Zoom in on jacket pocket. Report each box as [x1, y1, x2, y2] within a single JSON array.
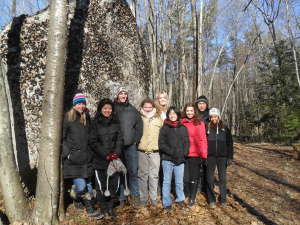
[[69, 148, 82, 165]]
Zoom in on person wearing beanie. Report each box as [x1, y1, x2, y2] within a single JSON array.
[[113, 86, 144, 211], [181, 103, 207, 207], [206, 108, 234, 209], [195, 95, 210, 125], [90, 98, 124, 219], [62, 89, 103, 219]]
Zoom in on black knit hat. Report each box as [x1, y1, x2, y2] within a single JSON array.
[[195, 95, 209, 106]]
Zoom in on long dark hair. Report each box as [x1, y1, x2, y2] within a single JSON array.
[[207, 120, 224, 131], [95, 98, 119, 125], [181, 103, 202, 125], [166, 106, 181, 121]]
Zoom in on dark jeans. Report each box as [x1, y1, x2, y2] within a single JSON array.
[[206, 156, 227, 203], [119, 144, 140, 200], [73, 176, 93, 198], [95, 169, 119, 202]]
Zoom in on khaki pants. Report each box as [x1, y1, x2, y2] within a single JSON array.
[[137, 151, 160, 202]]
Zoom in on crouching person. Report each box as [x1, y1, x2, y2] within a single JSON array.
[[158, 107, 190, 212], [90, 98, 124, 219], [206, 108, 234, 208], [62, 89, 103, 219]]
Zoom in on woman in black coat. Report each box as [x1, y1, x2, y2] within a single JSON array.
[[62, 89, 103, 219], [158, 107, 190, 212], [90, 98, 123, 219], [206, 108, 234, 208]]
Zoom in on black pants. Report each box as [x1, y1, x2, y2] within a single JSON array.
[[184, 157, 201, 182], [95, 169, 119, 202], [206, 156, 227, 203]]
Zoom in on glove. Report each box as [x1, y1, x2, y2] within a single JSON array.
[[203, 158, 208, 166], [105, 153, 119, 161], [198, 158, 204, 166], [226, 158, 233, 166]]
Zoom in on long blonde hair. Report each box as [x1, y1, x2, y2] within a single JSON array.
[[156, 91, 170, 113], [67, 107, 87, 126]]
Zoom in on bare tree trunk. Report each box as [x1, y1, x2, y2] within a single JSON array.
[[284, 0, 300, 93], [179, 10, 186, 108], [191, 0, 197, 101], [12, 0, 16, 17], [208, 1, 251, 101], [33, 0, 68, 223], [0, 67, 28, 224], [197, 0, 203, 97], [130, 0, 137, 17]]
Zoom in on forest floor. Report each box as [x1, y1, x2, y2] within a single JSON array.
[[2, 143, 300, 224]]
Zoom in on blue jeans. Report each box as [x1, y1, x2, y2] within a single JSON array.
[[162, 160, 185, 208], [119, 144, 140, 200], [73, 176, 93, 198]]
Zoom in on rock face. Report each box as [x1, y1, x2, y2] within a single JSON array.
[[0, 0, 151, 193]]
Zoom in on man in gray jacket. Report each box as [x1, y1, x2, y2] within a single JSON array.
[[114, 86, 143, 211]]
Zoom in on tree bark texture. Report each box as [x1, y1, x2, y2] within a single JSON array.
[[0, 66, 28, 224], [191, 0, 197, 101], [33, 0, 68, 223]]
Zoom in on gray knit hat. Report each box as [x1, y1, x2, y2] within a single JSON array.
[[117, 86, 128, 96], [209, 108, 221, 119]]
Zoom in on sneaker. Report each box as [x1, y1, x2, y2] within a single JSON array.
[[141, 201, 147, 206], [131, 196, 143, 211], [220, 202, 227, 207], [209, 202, 216, 208], [164, 205, 173, 213], [150, 199, 158, 205]]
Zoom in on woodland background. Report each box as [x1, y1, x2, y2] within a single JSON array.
[[0, 0, 300, 224], [1, 0, 300, 143]]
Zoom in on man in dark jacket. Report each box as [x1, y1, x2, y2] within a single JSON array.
[[193, 95, 210, 193], [114, 86, 143, 211], [195, 95, 210, 125]]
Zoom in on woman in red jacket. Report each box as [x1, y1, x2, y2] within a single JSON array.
[[181, 103, 207, 206]]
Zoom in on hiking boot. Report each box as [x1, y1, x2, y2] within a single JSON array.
[[177, 201, 189, 212], [164, 205, 173, 213], [131, 196, 143, 211], [82, 193, 104, 219], [73, 198, 83, 211], [151, 199, 158, 205], [115, 200, 125, 211], [209, 202, 216, 208], [107, 201, 117, 219], [98, 201, 109, 217], [220, 202, 227, 207]]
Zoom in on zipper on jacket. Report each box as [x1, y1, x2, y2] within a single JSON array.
[[215, 127, 218, 155]]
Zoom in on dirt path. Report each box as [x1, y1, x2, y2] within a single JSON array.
[[1, 143, 300, 224]]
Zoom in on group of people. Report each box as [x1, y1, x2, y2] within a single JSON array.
[[62, 87, 234, 220]]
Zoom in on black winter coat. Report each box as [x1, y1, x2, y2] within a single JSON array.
[[207, 124, 234, 159], [197, 108, 210, 125], [90, 118, 124, 171], [114, 99, 143, 147], [62, 112, 94, 179], [158, 120, 190, 165]]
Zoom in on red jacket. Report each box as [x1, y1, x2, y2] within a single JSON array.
[[181, 118, 207, 158]]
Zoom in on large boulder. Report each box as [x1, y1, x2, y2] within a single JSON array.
[[0, 0, 151, 194]]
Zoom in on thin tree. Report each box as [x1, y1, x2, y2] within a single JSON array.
[[33, 0, 68, 223], [0, 67, 28, 223]]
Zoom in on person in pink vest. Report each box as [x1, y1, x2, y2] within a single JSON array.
[[181, 103, 207, 206]]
